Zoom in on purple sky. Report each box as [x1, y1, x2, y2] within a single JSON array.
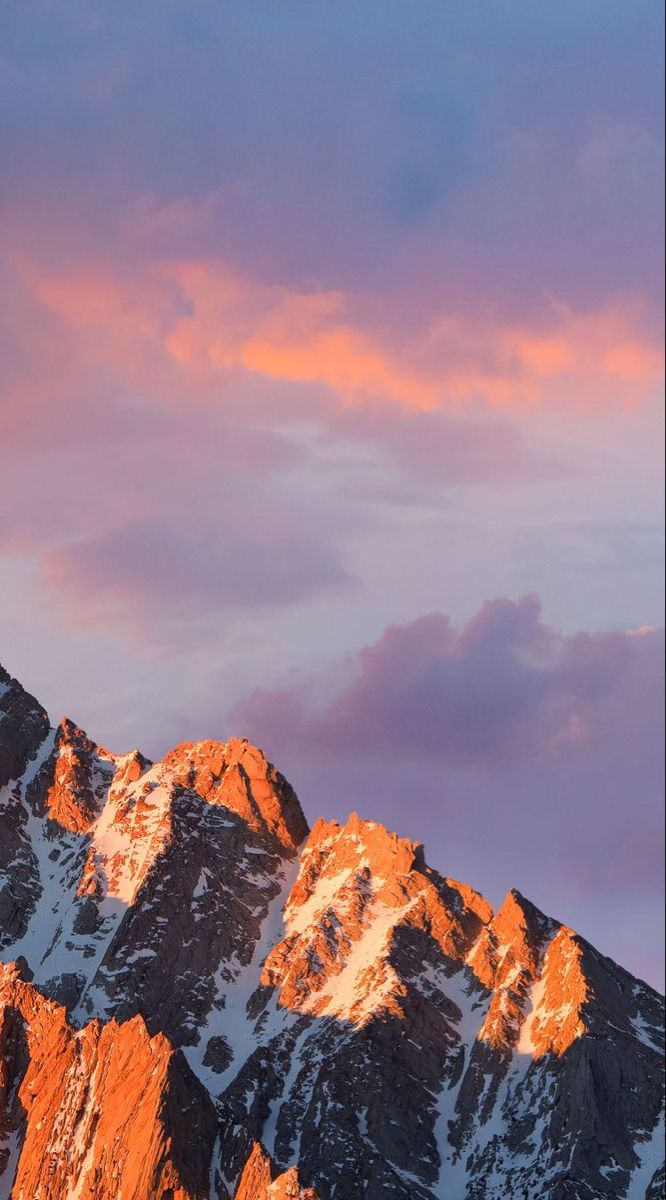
[[1, 1, 664, 987]]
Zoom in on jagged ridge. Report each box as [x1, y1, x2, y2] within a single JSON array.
[[0, 663, 664, 1200]]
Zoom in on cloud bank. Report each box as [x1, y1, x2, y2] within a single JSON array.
[[232, 597, 665, 985]]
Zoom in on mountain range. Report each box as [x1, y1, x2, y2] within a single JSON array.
[[0, 661, 663, 1199]]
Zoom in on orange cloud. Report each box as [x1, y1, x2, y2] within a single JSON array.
[[243, 326, 437, 409], [16, 255, 664, 419], [500, 302, 664, 408], [504, 333, 576, 376], [166, 264, 663, 412]]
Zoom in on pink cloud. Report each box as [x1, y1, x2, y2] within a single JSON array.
[[228, 596, 664, 985], [9, 256, 662, 430], [232, 595, 664, 771], [165, 266, 665, 412], [40, 517, 356, 644]]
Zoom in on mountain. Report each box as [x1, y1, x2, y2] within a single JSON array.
[[0, 662, 663, 1200]]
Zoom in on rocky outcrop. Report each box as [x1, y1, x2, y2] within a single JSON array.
[[0, 662, 664, 1199], [0, 667, 50, 790], [0, 961, 218, 1200], [161, 738, 308, 854], [0, 670, 50, 952], [233, 1143, 321, 1200]]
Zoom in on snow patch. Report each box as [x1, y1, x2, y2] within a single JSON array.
[[0, 1130, 20, 1200], [625, 1105, 665, 1200], [285, 869, 353, 936]]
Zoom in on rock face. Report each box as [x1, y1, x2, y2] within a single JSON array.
[[0, 663, 664, 1199], [0, 960, 218, 1199], [233, 1142, 321, 1199]]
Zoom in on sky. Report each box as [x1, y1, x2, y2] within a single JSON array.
[[1, 1, 664, 987]]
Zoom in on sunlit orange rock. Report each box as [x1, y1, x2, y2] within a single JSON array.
[[260, 813, 490, 1024], [520, 926, 590, 1058], [0, 962, 218, 1200], [161, 737, 308, 852], [234, 1143, 321, 1200]]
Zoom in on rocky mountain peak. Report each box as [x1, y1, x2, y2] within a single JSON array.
[[297, 812, 426, 888], [233, 1143, 321, 1200], [493, 887, 557, 971], [33, 716, 113, 834], [161, 736, 309, 854], [0, 664, 664, 1200], [518, 925, 590, 1059], [0, 664, 50, 788]]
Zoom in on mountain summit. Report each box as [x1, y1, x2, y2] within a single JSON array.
[[0, 663, 663, 1199]]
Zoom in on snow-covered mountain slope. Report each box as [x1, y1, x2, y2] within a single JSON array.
[[0, 662, 664, 1200]]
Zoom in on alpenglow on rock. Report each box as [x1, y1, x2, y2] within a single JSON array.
[[0, 662, 664, 1199]]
